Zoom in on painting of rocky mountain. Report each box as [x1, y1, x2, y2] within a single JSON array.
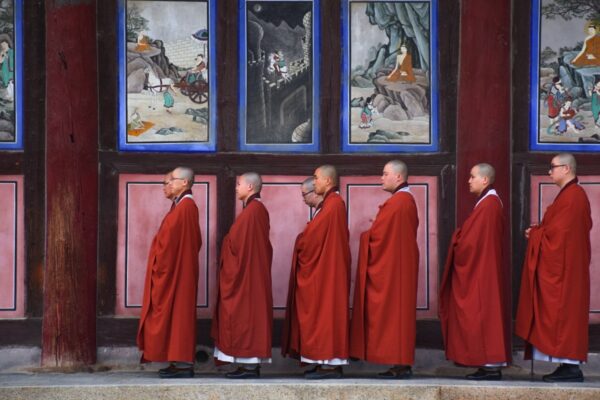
[[341, 1, 439, 153], [240, 0, 320, 152], [0, 0, 19, 148], [530, 0, 600, 151], [120, 0, 216, 151]]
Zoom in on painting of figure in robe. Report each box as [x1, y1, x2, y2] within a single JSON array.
[[534, 0, 600, 145], [0, 1, 16, 145], [125, 0, 210, 144], [346, 1, 434, 147], [242, 0, 316, 147]]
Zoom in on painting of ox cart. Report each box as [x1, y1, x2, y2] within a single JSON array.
[[0, 0, 22, 150], [341, 0, 438, 152], [530, 0, 600, 151], [119, 0, 216, 151], [238, 0, 320, 152]]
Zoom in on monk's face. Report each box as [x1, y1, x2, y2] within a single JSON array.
[[468, 166, 488, 196], [236, 176, 252, 201], [169, 168, 189, 199], [381, 163, 402, 193], [313, 168, 329, 195], [162, 172, 175, 200], [548, 156, 569, 186]]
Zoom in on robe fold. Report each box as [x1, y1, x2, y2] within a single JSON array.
[[350, 190, 419, 365], [439, 193, 511, 366], [137, 196, 202, 363], [211, 199, 273, 359], [282, 191, 351, 361], [515, 181, 592, 362]]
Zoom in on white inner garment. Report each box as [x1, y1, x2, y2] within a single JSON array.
[[214, 346, 272, 364], [300, 356, 349, 366], [532, 346, 583, 365]]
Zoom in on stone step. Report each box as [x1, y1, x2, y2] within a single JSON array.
[[1, 373, 600, 400]]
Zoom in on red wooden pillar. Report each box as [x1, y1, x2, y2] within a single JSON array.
[[456, 0, 510, 223], [455, 0, 511, 351], [42, 0, 98, 367]]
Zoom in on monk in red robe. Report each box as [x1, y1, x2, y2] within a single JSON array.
[[350, 160, 419, 379], [516, 153, 592, 383], [137, 167, 202, 379], [282, 165, 351, 379], [212, 172, 273, 379], [439, 163, 511, 380]]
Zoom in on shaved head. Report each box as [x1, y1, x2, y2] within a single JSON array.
[[554, 153, 577, 175], [301, 177, 315, 192], [385, 160, 408, 180], [474, 163, 495, 184], [173, 166, 195, 189], [317, 165, 338, 186], [241, 172, 262, 193]]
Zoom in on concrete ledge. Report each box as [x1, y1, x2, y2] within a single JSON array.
[[1, 374, 600, 400]]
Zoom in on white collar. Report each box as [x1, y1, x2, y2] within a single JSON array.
[[394, 186, 411, 195], [475, 189, 501, 208]]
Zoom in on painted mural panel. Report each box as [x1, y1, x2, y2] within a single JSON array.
[[239, 0, 320, 152], [115, 174, 218, 318], [341, 0, 438, 152], [234, 176, 311, 318], [340, 176, 439, 318], [531, 0, 600, 151], [118, 0, 216, 151], [0, 1, 22, 150], [530, 175, 600, 323], [0, 176, 24, 318]]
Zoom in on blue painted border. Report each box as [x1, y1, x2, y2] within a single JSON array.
[[238, 0, 320, 152], [118, 0, 217, 152], [341, 0, 439, 153], [0, 1, 23, 151], [529, 0, 600, 152]]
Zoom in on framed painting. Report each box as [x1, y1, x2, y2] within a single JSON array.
[[0, 1, 22, 151], [238, 0, 320, 152], [341, 0, 438, 153], [530, 0, 600, 151], [118, 0, 216, 152]]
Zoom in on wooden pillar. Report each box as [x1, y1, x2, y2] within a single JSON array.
[[455, 0, 511, 350], [42, 0, 98, 367], [456, 0, 511, 223]]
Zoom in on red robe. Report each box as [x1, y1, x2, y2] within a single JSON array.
[[350, 190, 419, 365], [137, 194, 202, 363], [282, 190, 351, 361], [515, 180, 592, 361], [211, 197, 273, 359], [439, 192, 511, 366]]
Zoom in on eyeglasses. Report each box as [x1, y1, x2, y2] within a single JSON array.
[[163, 177, 184, 186], [301, 190, 314, 198], [548, 164, 566, 171]]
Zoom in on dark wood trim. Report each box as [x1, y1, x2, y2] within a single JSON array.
[[0, 319, 42, 346], [511, 0, 531, 154], [97, 162, 119, 316], [437, 0, 460, 155], [216, 0, 237, 152], [23, 0, 46, 318], [97, 0, 118, 152], [320, 0, 341, 153], [96, 317, 445, 350]]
